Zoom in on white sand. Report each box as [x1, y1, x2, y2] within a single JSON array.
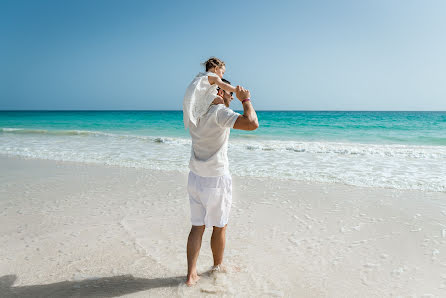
[[1, 155, 446, 297]]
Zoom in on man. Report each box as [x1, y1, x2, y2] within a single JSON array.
[[185, 80, 259, 286]]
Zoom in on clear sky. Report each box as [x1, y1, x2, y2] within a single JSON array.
[[1, 0, 445, 111]]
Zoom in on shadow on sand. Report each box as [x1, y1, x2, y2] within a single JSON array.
[[0, 274, 185, 298]]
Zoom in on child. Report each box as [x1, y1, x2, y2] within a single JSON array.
[[183, 57, 237, 129]]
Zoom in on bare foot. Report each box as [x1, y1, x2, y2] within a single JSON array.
[[211, 264, 228, 273], [186, 273, 200, 286]]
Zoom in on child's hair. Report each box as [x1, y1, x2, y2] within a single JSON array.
[[203, 57, 225, 72]]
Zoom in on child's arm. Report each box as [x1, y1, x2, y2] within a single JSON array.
[[208, 76, 237, 93]]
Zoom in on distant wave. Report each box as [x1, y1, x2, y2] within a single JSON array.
[[0, 127, 190, 145], [1, 127, 112, 136], [236, 134, 258, 139], [2, 127, 446, 159], [1, 130, 445, 192], [235, 140, 446, 159], [415, 136, 446, 146]]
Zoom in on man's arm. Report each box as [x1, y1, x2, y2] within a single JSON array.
[[233, 86, 259, 131]]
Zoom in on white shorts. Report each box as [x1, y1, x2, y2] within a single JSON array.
[[187, 171, 232, 228]]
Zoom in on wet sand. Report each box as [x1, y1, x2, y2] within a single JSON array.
[[1, 155, 446, 297]]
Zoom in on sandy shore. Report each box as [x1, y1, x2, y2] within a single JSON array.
[[1, 155, 446, 297]]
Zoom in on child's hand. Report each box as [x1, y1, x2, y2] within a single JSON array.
[[212, 96, 224, 105]]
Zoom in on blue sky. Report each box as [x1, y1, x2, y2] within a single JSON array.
[[1, 0, 445, 110]]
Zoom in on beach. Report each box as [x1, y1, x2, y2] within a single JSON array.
[[1, 155, 446, 297], [3, 0, 446, 295]]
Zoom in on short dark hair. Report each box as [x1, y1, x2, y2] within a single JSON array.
[[217, 78, 231, 91]]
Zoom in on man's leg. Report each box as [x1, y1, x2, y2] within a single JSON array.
[[186, 225, 205, 286], [211, 225, 227, 267]]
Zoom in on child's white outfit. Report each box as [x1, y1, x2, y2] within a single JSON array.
[[183, 72, 220, 129]]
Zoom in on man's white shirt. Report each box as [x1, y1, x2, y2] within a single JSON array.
[[188, 104, 240, 177]]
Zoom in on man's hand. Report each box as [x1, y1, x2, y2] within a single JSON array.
[[235, 86, 251, 102], [233, 86, 258, 131], [212, 96, 224, 105]]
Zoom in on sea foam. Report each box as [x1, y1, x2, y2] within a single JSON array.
[[1, 129, 445, 192]]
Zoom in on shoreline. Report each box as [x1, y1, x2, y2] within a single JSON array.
[[1, 153, 444, 194], [1, 155, 446, 297]]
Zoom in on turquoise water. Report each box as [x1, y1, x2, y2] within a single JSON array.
[[1, 111, 445, 191], [1, 111, 445, 145]]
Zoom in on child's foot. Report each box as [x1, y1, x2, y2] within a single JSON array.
[[186, 273, 200, 286]]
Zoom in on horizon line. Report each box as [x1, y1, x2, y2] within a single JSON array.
[[1, 109, 446, 112]]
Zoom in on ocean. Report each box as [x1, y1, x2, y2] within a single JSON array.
[[1, 110, 445, 192]]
